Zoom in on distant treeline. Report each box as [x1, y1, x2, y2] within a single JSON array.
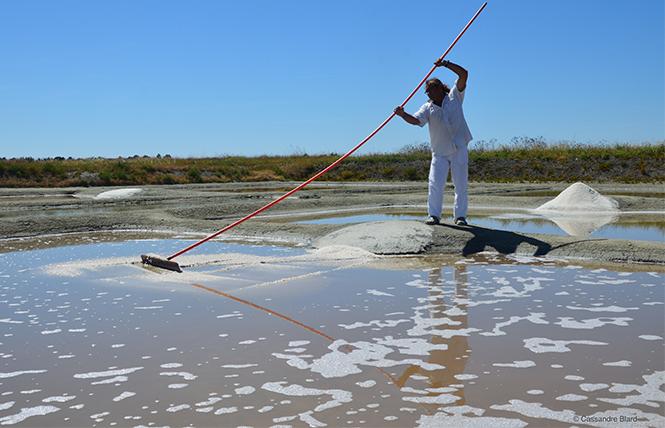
[[1, 138, 663, 187]]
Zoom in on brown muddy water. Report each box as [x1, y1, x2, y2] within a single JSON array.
[[0, 238, 663, 427]]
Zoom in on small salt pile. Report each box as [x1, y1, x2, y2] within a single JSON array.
[[534, 182, 619, 236], [535, 182, 618, 212], [94, 188, 143, 200]]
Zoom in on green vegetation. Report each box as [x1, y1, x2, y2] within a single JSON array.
[[1, 139, 663, 187]]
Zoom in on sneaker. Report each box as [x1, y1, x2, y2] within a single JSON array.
[[425, 216, 440, 225], [455, 217, 468, 226]]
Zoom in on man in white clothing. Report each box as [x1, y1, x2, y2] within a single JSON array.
[[394, 59, 472, 226]]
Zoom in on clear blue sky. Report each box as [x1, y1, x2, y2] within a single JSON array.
[[1, 0, 663, 158]]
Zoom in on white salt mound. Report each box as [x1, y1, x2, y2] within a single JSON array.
[[535, 182, 618, 212], [94, 188, 143, 200]]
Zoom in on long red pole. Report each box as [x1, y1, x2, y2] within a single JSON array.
[[168, 2, 488, 261]]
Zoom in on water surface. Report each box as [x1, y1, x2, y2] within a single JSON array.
[[0, 239, 663, 427]]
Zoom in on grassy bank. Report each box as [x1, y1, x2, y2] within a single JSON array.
[[1, 140, 663, 187]]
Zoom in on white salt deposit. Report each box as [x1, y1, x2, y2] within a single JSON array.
[[535, 182, 619, 212], [93, 188, 142, 200], [533, 182, 620, 235]]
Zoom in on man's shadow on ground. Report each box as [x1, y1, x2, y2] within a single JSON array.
[[439, 223, 595, 257]]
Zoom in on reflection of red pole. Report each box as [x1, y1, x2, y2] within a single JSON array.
[[192, 283, 334, 341], [167, 2, 488, 261], [192, 282, 436, 414]]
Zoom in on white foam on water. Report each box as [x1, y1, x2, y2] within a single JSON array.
[[168, 384, 188, 389], [603, 360, 632, 367], [261, 381, 352, 413], [159, 371, 197, 381], [288, 340, 310, 347], [74, 366, 143, 379], [481, 313, 548, 336], [234, 386, 255, 395], [159, 363, 182, 369], [339, 319, 410, 330], [42, 396, 75, 403], [112, 391, 135, 402], [195, 397, 223, 407], [492, 361, 536, 368], [597, 371, 664, 408], [555, 393, 587, 401], [0, 402, 14, 411], [213, 406, 238, 415], [91, 375, 127, 385], [93, 188, 142, 200], [638, 335, 662, 341], [491, 400, 575, 424], [526, 390, 544, 395], [580, 383, 609, 392], [374, 336, 448, 356], [285, 348, 306, 353], [356, 380, 376, 388], [565, 375, 585, 381], [556, 317, 632, 329], [417, 412, 527, 428], [0, 370, 47, 379], [166, 404, 190, 412], [0, 405, 60, 425], [217, 313, 243, 319], [404, 394, 461, 405], [566, 305, 638, 313], [366, 289, 395, 297], [523, 338, 607, 353], [454, 374, 478, 380], [221, 364, 258, 369]]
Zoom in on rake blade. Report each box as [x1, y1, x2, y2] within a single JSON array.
[[141, 254, 182, 273]]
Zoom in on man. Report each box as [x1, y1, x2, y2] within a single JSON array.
[[394, 59, 472, 226]]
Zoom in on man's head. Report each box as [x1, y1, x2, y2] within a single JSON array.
[[425, 78, 450, 104]]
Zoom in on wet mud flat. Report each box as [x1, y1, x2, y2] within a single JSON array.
[[0, 238, 663, 427]]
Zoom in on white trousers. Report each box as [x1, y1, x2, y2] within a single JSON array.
[[428, 145, 468, 219]]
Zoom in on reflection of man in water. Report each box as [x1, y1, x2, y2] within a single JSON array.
[[396, 263, 470, 409]]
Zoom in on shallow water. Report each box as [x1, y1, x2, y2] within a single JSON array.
[[0, 240, 663, 427], [296, 212, 665, 242]]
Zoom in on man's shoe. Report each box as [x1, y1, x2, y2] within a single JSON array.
[[425, 216, 440, 225], [455, 217, 468, 226]]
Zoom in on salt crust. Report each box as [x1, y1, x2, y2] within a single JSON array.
[[43, 244, 375, 278]]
